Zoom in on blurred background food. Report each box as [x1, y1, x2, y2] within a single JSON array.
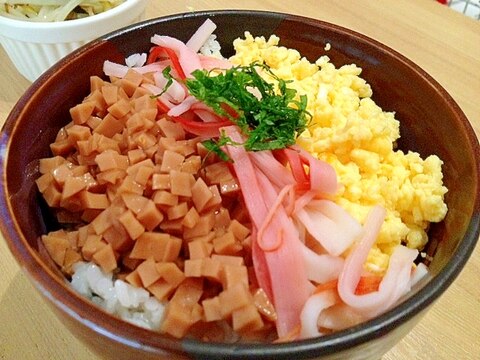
[[440, 0, 480, 19], [0, 0, 126, 22], [0, 0, 147, 81]]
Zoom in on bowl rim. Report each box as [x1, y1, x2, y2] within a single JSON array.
[[1, 9, 479, 358]]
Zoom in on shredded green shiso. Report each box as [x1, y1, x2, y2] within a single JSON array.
[[185, 62, 311, 157]]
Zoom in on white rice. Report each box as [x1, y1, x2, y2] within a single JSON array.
[[125, 52, 147, 68], [199, 34, 223, 58], [70, 262, 165, 330]]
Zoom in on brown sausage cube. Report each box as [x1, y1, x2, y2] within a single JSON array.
[[92, 243, 118, 273], [136, 200, 164, 231], [169, 170, 195, 197], [118, 209, 145, 240], [160, 150, 185, 173], [232, 303, 264, 333]]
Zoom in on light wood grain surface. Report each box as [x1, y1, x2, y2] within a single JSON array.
[[1, 1, 479, 359]]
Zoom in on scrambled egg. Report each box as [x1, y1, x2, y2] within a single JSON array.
[[230, 33, 448, 273]]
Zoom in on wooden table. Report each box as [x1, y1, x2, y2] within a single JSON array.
[[1, 1, 479, 359]]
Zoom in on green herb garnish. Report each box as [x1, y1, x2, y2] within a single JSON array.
[[150, 66, 174, 99], [185, 62, 311, 155], [202, 130, 238, 162]]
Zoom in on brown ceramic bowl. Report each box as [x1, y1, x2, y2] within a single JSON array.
[[1, 10, 479, 360]]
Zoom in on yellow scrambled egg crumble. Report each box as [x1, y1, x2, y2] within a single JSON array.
[[230, 33, 448, 274]]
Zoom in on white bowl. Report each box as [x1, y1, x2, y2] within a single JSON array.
[[0, 0, 148, 82]]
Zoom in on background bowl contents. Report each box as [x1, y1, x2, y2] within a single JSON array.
[[0, 0, 147, 82], [0, 0, 126, 22], [0, 10, 479, 360]]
